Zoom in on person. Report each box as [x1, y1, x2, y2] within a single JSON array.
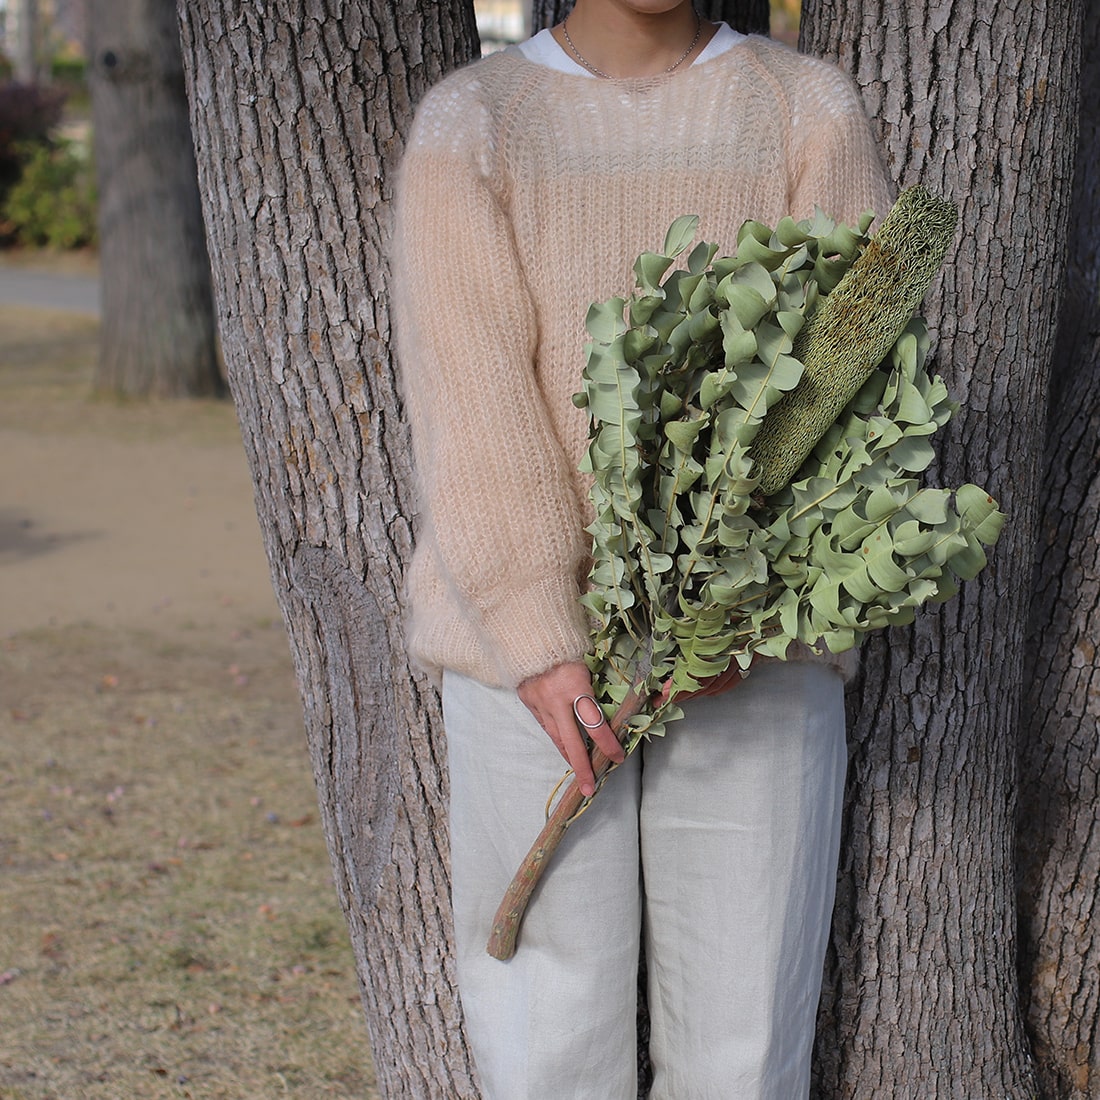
[[392, 3, 892, 1096]]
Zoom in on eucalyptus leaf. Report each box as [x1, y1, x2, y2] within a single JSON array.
[[664, 417, 708, 451], [586, 298, 627, 341], [663, 215, 701, 258], [721, 315, 758, 367]]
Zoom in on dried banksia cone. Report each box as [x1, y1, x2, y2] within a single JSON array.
[[750, 185, 958, 497]]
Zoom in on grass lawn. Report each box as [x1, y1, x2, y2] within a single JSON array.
[[0, 294, 380, 1099]]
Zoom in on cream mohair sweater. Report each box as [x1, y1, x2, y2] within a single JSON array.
[[394, 34, 893, 690]]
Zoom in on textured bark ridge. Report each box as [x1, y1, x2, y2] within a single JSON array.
[[289, 547, 401, 916], [800, 1, 1083, 1095], [1019, 3, 1100, 1096], [88, 0, 221, 397], [178, 2, 481, 1095]]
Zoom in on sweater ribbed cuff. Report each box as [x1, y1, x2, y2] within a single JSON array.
[[476, 573, 591, 689]]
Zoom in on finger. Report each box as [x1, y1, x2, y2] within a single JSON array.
[[532, 703, 596, 793], [572, 694, 625, 764], [533, 712, 571, 766], [590, 721, 625, 764], [560, 724, 597, 797]]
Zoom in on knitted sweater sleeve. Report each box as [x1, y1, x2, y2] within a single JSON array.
[[393, 80, 591, 688], [787, 59, 894, 227]]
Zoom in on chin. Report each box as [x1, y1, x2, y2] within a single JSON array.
[[606, 0, 695, 16]]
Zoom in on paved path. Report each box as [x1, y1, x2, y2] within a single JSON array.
[[0, 265, 100, 315]]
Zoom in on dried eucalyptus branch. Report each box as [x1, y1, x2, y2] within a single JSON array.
[[486, 188, 1003, 960]]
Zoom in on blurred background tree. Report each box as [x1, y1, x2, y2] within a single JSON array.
[[7, 0, 41, 82], [0, 0, 222, 398], [86, 0, 221, 397]]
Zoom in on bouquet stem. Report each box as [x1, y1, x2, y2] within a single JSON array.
[[486, 684, 650, 961]]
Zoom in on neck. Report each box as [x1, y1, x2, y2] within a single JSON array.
[[554, 1, 710, 80]]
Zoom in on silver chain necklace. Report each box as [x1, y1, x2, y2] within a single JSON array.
[[561, 12, 702, 80]]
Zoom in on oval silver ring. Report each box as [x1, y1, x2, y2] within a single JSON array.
[[572, 693, 604, 730]]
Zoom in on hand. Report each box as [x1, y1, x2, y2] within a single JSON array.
[[517, 661, 626, 797]]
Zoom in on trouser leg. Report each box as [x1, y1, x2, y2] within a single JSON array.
[[640, 661, 847, 1100], [443, 670, 642, 1100]]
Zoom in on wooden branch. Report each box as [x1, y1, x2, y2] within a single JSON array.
[[486, 687, 648, 960]]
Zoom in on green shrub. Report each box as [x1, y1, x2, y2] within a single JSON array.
[[50, 55, 87, 86], [2, 138, 97, 248]]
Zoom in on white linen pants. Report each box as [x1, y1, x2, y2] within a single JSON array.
[[443, 659, 847, 1100]]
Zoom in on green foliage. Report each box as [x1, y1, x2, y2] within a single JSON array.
[[50, 54, 88, 88], [575, 202, 1003, 747], [2, 138, 97, 248]]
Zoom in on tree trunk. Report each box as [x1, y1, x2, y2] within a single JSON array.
[[177, 1, 481, 1095], [88, 0, 221, 398], [799, 1, 1082, 1094], [529, 0, 769, 36], [1018, 2, 1100, 1096], [9, 0, 39, 83]]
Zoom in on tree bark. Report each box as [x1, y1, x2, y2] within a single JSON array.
[[529, 0, 769, 36], [88, 0, 221, 398], [1018, 2, 1100, 1096], [177, 1, 481, 1095], [799, 1, 1083, 1094], [9, 0, 39, 83]]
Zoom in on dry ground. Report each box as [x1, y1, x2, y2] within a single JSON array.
[[0, 299, 379, 1099]]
